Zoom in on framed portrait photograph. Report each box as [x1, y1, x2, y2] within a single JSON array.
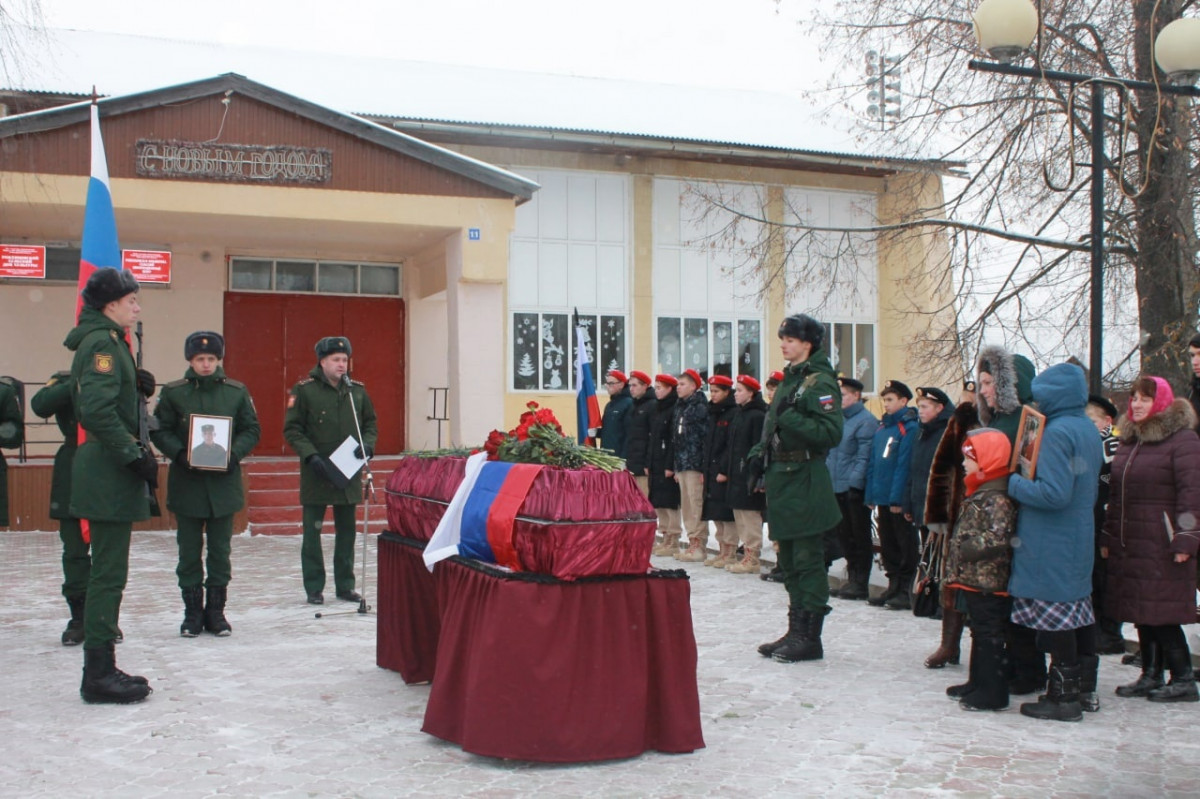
[[1011, 405, 1046, 480], [187, 414, 233, 471]]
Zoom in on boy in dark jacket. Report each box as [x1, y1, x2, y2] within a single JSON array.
[[648, 375, 682, 557], [673, 369, 710, 562], [701, 375, 738, 568], [724, 375, 769, 574], [827, 377, 877, 600], [623, 370, 655, 498], [598, 369, 634, 458], [864, 380, 919, 609]]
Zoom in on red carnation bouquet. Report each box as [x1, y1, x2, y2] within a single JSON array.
[[483, 402, 623, 472]]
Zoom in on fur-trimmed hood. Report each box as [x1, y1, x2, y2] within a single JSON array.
[[1119, 399, 1199, 444], [975, 345, 1035, 423]]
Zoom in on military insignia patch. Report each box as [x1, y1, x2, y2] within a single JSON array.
[[94, 353, 114, 373], [287, 394, 296, 409], [819, 394, 835, 412]]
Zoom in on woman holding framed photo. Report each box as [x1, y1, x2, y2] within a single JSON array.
[[1102, 376, 1200, 704], [152, 331, 261, 638]]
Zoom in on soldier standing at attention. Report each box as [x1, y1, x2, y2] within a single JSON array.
[[754, 314, 844, 663], [0, 376, 22, 528], [284, 336, 378, 605], [65, 268, 157, 704], [152, 331, 261, 637]]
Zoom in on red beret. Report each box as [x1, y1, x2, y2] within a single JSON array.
[[736, 374, 761, 392], [608, 369, 628, 383], [681, 368, 703, 387], [707, 374, 734, 388], [770, 370, 785, 383], [654, 373, 678, 387], [629, 370, 652, 385]]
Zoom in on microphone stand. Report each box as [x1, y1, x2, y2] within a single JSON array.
[[315, 372, 373, 619]]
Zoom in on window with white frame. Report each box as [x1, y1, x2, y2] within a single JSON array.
[[652, 178, 766, 379], [228, 257, 402, 296], [783, 188, 879, 392], [509, 170, 630, 391]]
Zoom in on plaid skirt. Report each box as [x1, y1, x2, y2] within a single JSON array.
[[1011, 596, 1095, 631]]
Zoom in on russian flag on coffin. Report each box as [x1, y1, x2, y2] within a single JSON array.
[[424, 452, 543, 571]]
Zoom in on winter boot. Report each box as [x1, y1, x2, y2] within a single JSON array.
[[885, 579, 913, 610], [705, 544, 735, 568], [203, 586, 232, 637], [675, 538, 708, 563], [1006, 626, 1048, 695], [758, 606, 802, 658], [1020, 662, 1083, 722], [180, 585, 205, 638], [1078, 654, 1101, 712], [947, 632, 981, 699], [1122, 648, 1143, 667], [726, 551, 761, 575], [960, 636, 1009, 711], [867, 575, 900, 607], [925, 609, 964, 668], [835, 566, 870, 600], [773, 606, 829, 663], [1147, 647, 1200, 703], [62, 594, 86, 646], [80, 643, 151, 704], [1115, 641, 1164, 697], [652, 533, 680, 557], [760, 563, 785, 583]]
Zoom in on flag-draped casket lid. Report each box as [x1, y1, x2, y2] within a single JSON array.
[[385, 456, 657, 580]]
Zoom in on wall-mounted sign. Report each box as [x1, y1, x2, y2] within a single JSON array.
[[135, 139, 332, 185], [122, 249, 172, 284], [468, 228, 481, 241], [0, 244, 46, 278]]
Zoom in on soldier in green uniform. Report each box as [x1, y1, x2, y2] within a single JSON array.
[[65, 267, 158, 704], [31, 371, 90, 645], [283, 336, 378, 605], [0, 376, 23, 527], [753, 314, 844, 663], [152, 331, 261, 637]]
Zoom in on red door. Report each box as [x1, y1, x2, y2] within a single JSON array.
[[223, 293, 406, 455]]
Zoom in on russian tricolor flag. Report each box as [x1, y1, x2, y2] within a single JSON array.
[[424, 452, 543, 572], [575, 325, 601, 445], [75, 102, 123, 323]]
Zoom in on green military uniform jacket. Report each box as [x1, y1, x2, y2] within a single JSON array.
[[760, 348, 844, 539], [63, 307, 150, 523], [0, 377, 24, 526], [283, 366, 378, 506], [30, 372, 76, 520], [152, 366, 261, 519]]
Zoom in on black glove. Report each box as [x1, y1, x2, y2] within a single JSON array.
[[353, 444, 373, 459], [126, 449, 159, 489], [746, 455, 764, 492], [307, 454, 334, 484], [174, 450, 193, 471], [136, 368, 156, 398]]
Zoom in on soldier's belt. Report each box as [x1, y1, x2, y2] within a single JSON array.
[[773, 449, 821, 462]]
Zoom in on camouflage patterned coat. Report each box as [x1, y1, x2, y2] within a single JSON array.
[[943, 478, 1017, 594]]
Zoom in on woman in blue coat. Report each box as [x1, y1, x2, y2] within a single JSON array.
[[1006, 362, 1103, 722]]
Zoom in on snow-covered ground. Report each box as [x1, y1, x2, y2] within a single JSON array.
[[2, 529, 1197, 798]]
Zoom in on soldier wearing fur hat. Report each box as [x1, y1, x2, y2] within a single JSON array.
[[152, 331, 261, 638], [754, 313, 844, 663], [64, 267, 157, 704], [284, 336, 378, 605]]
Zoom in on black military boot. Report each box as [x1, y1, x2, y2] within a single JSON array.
[[1078, 654, 1101, 712], [1115, 641, 1163, 697], [867, 575, 900, 607], [1147, 647, 1199, 703], [180, 585, 205, 638], [80, 643, 151, 704], [62, 594, 86, 646], [1020, 662, 1083, 722], [758, 606, 802, 657], [203, 586, 232, 637], [773, 606, 829, 663], [947, 632, 981, 699]]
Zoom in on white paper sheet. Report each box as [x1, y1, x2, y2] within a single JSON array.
[[330, 435, 368, 480]]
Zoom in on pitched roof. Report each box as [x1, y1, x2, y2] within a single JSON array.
[[0, 71, 539, 201]]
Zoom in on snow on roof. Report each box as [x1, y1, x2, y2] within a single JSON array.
[[1, 27, 897, 161]]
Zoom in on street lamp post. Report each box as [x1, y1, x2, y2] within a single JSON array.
[[969, 0, 1200, 394]]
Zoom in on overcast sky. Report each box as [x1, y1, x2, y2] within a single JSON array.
[[37, 0, 827, 95]]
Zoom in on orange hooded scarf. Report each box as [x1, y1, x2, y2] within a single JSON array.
[[961, 427, 1012, 497]]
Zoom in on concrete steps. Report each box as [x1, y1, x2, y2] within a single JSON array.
[[242, 456, 400, 536]]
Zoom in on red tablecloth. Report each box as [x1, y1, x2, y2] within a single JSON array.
[[376, 532, 705, 762]]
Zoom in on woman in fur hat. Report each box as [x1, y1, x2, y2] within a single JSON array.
[[1102, 376, 1200, 704]]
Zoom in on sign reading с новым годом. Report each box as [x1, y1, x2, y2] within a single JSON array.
[[135, 140, 332, 185]]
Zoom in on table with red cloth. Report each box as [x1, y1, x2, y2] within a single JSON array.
[[376, 532, 705, 762]]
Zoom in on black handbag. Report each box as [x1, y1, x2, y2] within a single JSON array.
[[912, 532, 943, 618]]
